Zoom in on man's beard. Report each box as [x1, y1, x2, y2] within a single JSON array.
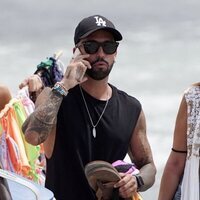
[[86, 58, 114, 80]]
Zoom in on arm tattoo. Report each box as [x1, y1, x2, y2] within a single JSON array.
[[22, 89, 64, 144], [35, 90, 63, 125]]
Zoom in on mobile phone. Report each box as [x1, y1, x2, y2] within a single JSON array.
[[72, 48, 81, 59], [72, 48, 86, 82]]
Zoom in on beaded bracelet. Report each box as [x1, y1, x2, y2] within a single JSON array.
[[52, 82, 68, 96]]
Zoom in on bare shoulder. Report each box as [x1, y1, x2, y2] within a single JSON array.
[[134, 109, 146, 132], [129, 110, 153, 168], [128, 110, 156, 190], [172, 95, 187, 151], [192, 82, 200, 86]]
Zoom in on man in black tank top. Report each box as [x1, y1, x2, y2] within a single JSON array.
[[22, 14, 156, 200]]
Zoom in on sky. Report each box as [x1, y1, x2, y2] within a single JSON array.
[[1, 0, 200, 95], [1, 0, 200, 199]]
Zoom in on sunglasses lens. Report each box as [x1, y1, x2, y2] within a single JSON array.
[[103, 42, 118, 54], [83, 42, 99, 54], [83, 41, 119, 54]]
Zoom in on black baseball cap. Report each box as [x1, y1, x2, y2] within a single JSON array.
[[74, 15, 123, 44]]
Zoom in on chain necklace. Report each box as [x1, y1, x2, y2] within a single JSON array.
[[79, 85, 109, 138]]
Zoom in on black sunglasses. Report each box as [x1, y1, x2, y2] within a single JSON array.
[[78, 40, 119, 54]]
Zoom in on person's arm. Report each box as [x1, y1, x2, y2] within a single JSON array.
[[22, 86, 63, 146], [129, 110, 156, 191], [114, 110, 156, 199], [22, 52, 91, 148], [19, 74, 44, 92], [19, 74, 44, 102], [158, 96, 187, 200]]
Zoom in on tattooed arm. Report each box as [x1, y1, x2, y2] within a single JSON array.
[[129, 110, 156, 191], [22, 87, 63, 145], [114, 110, 156, 199], [22, 50, 91, 147]]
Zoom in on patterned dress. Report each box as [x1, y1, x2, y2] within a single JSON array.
[[181, 85, 200, 200]]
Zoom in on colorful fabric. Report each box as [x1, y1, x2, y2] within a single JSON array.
[[16, 86, 35, 116], [0, 131, 15, 171], [12, 100, 41, 181], [5, 104, 30, 174], [112, 160, 143, 200], [34, 56, 64, 88], [0, 89, 45, 184], [112, 160, 140, 175]]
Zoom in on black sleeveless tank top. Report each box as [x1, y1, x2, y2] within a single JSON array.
[[45, 84, 141, 200]]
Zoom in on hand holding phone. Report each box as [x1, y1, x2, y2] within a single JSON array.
[[72, 48, 81, 60], [71, 48, 87, 82]]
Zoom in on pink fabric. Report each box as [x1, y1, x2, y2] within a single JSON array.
[[112, 160, 140, 175]]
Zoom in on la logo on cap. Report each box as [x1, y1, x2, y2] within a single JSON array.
[[94, 16, 106, 27]]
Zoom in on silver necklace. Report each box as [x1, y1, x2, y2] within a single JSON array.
[[79, 85, 109, 138]]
